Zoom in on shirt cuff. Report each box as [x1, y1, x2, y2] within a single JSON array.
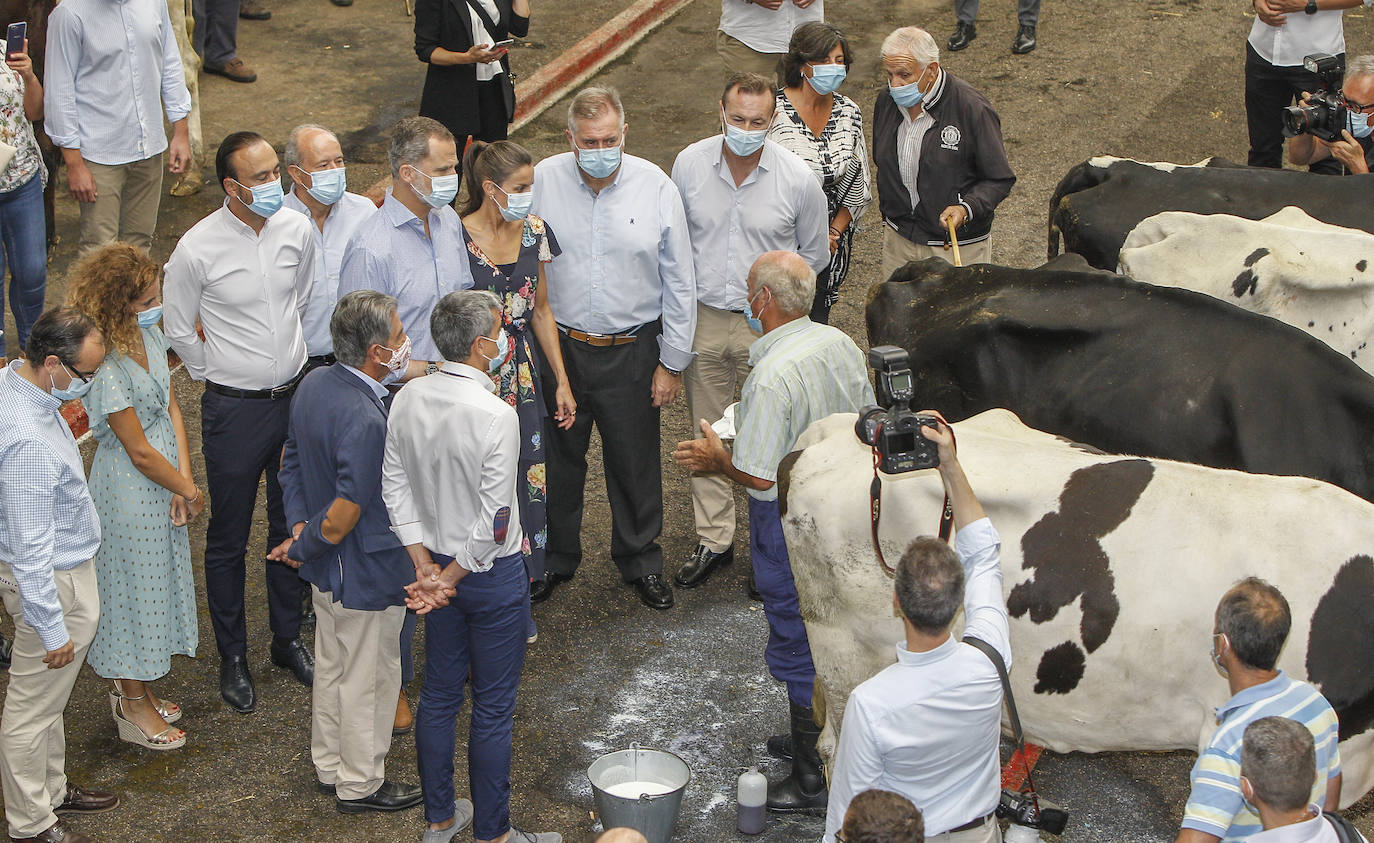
[[48, 133, 78, 150], [657, 334, 697, 374], [35, 617, 70, 652], [166, 106, 191, 124], [458, 550, 493, 573], [392, 521, 424, 547]]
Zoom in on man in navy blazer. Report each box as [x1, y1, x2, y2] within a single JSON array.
[[275, 290, 426, 816]]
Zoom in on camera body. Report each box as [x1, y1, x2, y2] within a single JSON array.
[[854, 345, 940, 474], [997, 788, 1069, 836], [1282, 53, 1348, 142]]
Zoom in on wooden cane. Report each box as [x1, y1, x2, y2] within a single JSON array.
[[946, 217, 963, 267]]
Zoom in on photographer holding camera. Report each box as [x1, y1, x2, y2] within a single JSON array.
[[1287, 54, 1374, 173], [673, 250, 873, 813], [823, 410, 1011, 843]]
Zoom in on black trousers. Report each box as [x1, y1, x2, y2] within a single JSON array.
[[201, 388, 304, 658], [542, 323, 663, 582], [1245, 43, 1344, 174]]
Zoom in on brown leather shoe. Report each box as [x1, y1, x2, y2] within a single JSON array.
[[9, 819, 98, 842], [55, 784, 118, 814], [203, 58, 257, 83], [238, 0, 270, 19], [393, 689, 413, 736]]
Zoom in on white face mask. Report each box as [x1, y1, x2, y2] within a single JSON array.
[[380, 335, 412, 380]]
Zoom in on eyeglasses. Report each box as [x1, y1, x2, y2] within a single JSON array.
[[61, 360, 97, 384], [1344, 97, 1374, 113]]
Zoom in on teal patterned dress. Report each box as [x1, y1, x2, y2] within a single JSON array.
[[84, 325, 197, 680]]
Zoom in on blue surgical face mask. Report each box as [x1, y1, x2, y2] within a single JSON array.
[[806, 63, 847, 95], [302, 165, 347, 205], [889, 66, 932, 109], [493, 183, 534, 222], [51, 362, 93, 401], [724, 123, 768, 157], [745, 287, 767, 334], [1210, 633, 1229, 678], [233, 178, 284, 218], [409, 166, 459, 208], [480, 329, 510, 374], [575, 141, 623, 180], [1349, 110, 1373, 139], [136, 305, 163, 328]]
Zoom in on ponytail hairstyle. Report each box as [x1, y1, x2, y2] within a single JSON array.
[[459, 140, 535, 217]]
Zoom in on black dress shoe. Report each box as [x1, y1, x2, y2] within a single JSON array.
[[316, 780, 336, 796], [530, 572, 571, 604], [674, 544, 733, 588], [336, 780, 424, 814], [1012, 23, 1037, 54], [220, 656, 256, 713], [632, 573, 674, 610], [947, 21, 977, 51], [270, 637, 315, 687], [331, 0, 353, 6]]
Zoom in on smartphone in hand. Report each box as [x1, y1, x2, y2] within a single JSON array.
[[491, 38, 513, 47], [6, 22, 25, 59]]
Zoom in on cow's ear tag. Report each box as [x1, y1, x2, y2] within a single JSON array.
[[493, 506, 511, 543]]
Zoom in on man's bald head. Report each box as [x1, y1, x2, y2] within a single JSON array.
[[747, 250, 817, 316], [596, 829, 649, 843]]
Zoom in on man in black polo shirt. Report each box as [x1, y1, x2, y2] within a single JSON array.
[[872, 26, 1015, 280]]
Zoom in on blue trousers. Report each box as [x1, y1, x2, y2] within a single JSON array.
[[749, 498, 815, 708], [416, 552, 527, 839], [0, 175, 46, 359]]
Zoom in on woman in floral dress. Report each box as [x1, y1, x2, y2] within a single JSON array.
[[459, 140, 575, 596]]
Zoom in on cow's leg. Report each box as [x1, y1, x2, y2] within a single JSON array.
[[168, 0, 203, 196]]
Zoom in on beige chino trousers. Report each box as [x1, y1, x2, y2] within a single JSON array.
[[77, 153, 165, 257], [880, 226, 994, 281]]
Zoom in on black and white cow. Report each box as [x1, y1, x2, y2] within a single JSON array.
[[778, 410, 1374, 806], [866, 257, 1374, 502], [1118, 207, 1374, 375], [1048, 156, 1374, 269]]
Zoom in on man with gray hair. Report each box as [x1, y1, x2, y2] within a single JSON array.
[[283, 125, 379, 373], [382, 290, 560, 843], [674, 251, 872, 813], [1240, 717, 1367, 842], [821, 415, 1007, 843], [1288, 55, 1374, 174], [530, 85, 696, 610], [874, 27, 1015, 279], [340, 116, 474, 382], [274, 291, 423, 816]]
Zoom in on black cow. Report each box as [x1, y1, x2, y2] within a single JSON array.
[[866, 257, 1374, 502], [1048, 156, 1374, 269]]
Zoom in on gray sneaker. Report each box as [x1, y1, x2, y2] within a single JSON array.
[[419, 800, 474, 842], [509, 830, 562, 843]]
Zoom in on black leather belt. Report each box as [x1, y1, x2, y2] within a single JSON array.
[[946, 812, 994, 834], [306, 353, 336, 368], [206, 367, 305, 400]]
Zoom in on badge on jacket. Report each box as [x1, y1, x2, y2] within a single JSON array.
[[940, 125, 961, 151], [493, 506, 511, 543]]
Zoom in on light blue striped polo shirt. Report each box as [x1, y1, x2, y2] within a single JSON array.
[[732, 317, 874, 501], [1181, 671, 1342, 840]]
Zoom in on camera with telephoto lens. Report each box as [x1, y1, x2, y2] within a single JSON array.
[[1282, 53, 1348, 142], [997, 788, 1069, 836], [854, 345, 940, 474]]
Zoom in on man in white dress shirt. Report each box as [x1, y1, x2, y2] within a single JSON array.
[[717, 0, 823, 80], [163, 131, 317, 715], [382, 290, 560, 843], [670, 72, 828, 590], [1240, 717, 1368, 843], [282, 124, 379, 373], [824, 415, 1010, 843]]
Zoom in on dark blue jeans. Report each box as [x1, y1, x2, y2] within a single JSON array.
[[416, 552, 527, 839], [749, 497, 816, 708], [0, 174, 46, 359]]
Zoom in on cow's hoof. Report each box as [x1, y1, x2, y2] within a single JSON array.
[[168, 173, 203, 197]]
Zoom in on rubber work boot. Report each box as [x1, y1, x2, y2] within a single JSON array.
[[766, 702, 827, 813]]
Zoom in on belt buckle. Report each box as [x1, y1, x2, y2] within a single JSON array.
[[270, 382, 292, 400]]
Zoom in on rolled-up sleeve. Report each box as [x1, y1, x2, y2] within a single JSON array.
[[157, 0, 191, 123], [413, 0, 440, 62], [956, 517, 1010, 668], [162, 244, 206, 379], [0, 445, 68, 650], [459, 412, 519, 572], [42, 7, 81, 150], [655, 180, 696, 372]]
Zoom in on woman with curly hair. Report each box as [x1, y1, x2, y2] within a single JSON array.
[[66, 243, 203, 750]]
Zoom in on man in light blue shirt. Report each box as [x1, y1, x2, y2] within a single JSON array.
[[282, 124, 379, 371], [529, 84, 696, 611], [0, 307, 121, 842], [674, 251, 871, 813], [339, 117, 473, 379], [670, 71, 829, 589], [44, 0, 192, 257]]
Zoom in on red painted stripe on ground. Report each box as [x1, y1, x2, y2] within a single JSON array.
[[1001, 742, 1045, 791]]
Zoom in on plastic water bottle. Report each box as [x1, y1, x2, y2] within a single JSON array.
[[737, 767, 767, 834], [1003, 824, 1043, 842]]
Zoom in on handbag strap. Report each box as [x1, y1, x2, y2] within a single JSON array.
[[963, 634, 1037, 793], [463, 0, 502, 42]]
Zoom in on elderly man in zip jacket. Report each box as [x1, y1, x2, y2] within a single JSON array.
[[873, 26, 1016, 279]]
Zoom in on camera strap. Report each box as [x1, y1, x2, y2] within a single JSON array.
[[868, 435, 954, 577], [964, 634, 1040, 795]]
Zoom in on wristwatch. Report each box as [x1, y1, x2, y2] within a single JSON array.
[[425, 362, 440, 375], [1306, 0, 1318, 14]]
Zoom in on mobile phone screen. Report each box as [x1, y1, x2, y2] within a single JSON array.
[[6, 22, 24, 57], [491, 39, 513, 47]]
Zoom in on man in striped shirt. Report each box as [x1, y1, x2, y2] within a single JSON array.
[[674, 250, 873, 814], [1176, 578, 1342, 843]]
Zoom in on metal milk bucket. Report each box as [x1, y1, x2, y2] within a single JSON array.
[[587, 743, 691, 843]]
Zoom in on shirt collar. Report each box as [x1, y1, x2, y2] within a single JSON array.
[[438, 360, 496, 392], [894, 636, 959, 667], [748, 316, 813, 367], [924, 67, 948, 109], [1248, 809, 1325, 842], [1218, 670, 1289, 719], [339, 363, 388, 399], [711, 135, 775, 177], [381, 188, 432, 230], [3, 359, 61, 414], [218, 199, 273, 238]]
